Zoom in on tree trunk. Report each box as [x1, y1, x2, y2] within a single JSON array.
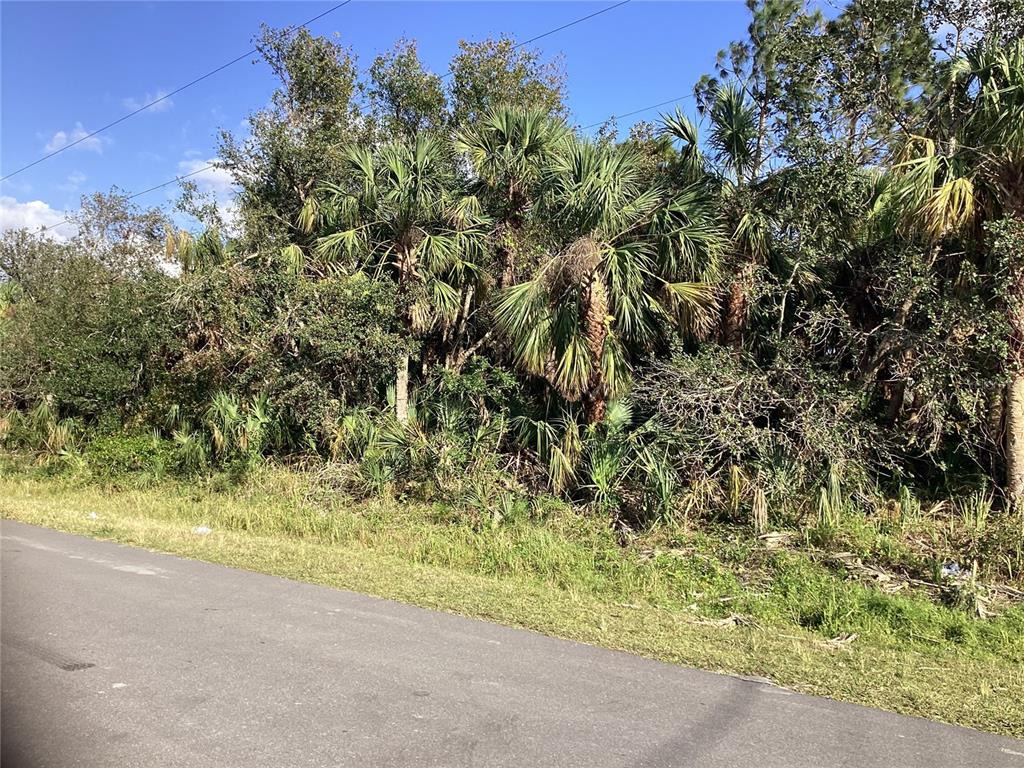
[[395, 353, 410, 423], [1006, 375, 1024, 509], [987, 386, 1005, 442], [500, 247, 516, 289], [496, 222, 519, 289], [721, 281, 747, 350], [445, 285, 475, 367], [1002, 200, 1024, 509], [584, 394, 606, 424], [449, 330, 494, 374], [753, 102, 767, 182], [581, 270, 609, 424], [886, 381, 906, 424]]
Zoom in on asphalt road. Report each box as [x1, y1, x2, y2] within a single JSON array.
[[2, 520, 1022, 768]]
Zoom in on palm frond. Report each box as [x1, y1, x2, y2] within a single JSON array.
[[709, 84, 757, 183]]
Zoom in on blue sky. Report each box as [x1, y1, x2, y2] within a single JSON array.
[[1, 1, 753, 237]]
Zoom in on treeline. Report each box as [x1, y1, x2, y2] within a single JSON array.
[[2, 0, 1024, 539]]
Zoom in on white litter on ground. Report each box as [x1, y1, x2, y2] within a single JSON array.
[[191, 526, 212, 535]]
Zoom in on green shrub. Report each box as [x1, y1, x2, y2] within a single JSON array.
[[1, 402, 81, 458], [236, 272, 414, 445], [83, 433, 179, 481], [0, 237, 179, 422]]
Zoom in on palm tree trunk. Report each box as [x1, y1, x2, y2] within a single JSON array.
[[721, 280, 747, 350], [1002, 200, 1024, 508], [1006, 375, 1024, 509], [584, 394, 606, 424], [582, 271, 609, 424], [500, 247, 516, 289], [395, 353, 410, 423], [496, 222, 519, 289], [393, 242, 416, 423]]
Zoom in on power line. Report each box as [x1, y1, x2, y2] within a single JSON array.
[[345, 0, 635, 112], [40, 95, 702, 235], [27, 0, 632, 197], [38, 0, 652, 236], [39, 90, 696, 234], [580, 94, 695, 130], [128, 163, 218, 200], [438, 0, 631, 82], [513, 0, 632, 52], [1, 1, 353, 183], [40, 163, 217, 234]]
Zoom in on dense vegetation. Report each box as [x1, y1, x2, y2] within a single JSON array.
[[3, 0, 1024, 665]]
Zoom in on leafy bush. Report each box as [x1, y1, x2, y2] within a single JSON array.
[[83, 433, 179, 481], [0, 233, 179, 424], [633, 344, 887, 524], [236, 272, 414, 446]]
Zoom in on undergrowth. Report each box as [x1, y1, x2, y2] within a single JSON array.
[[3, 449, 1021, 666]]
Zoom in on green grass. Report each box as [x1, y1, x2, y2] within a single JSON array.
[[2, 463, 1023, 737]]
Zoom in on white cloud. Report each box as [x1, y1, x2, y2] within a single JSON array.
[[178, 158, 235, 196], [0, 196, 76, 241], [176, 157, 238, 233], [43, 122, 106, 154], [122, 90, 174, 114], [57, 171, 87, 193]]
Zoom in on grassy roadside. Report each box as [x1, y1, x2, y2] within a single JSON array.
[[2, 468, 1022, 737]]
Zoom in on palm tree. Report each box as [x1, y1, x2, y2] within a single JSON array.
[[165, 227, 233, 274], [685, 85, 776, 350], [494, 137, 722, 422], [305, 135, 488, 421], [455, 107, 568, 288], [874, 40, 1024, 263], [659, 107, 705, 183], [874, 39, 1024, 503]]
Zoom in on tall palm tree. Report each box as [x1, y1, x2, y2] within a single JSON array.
[[304, 135, 488, 421], [494, 138, 723, 422], [874, 39, 1024, 503], [684, 84, 776, 350], [455, 107, 568, 288]]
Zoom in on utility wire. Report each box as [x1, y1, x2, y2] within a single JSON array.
[[1, 1, 353, 182], [512, 0, 632, 52], [40, 163, 216, 233], [438, 0, 631, 82], [40, 93, 700, 234], [580, 94, 695, 130], [41, 91, 697, 235], [39, 0, 646, 235], [351, 0, 633, 112], [127, 164, 218, 200]]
